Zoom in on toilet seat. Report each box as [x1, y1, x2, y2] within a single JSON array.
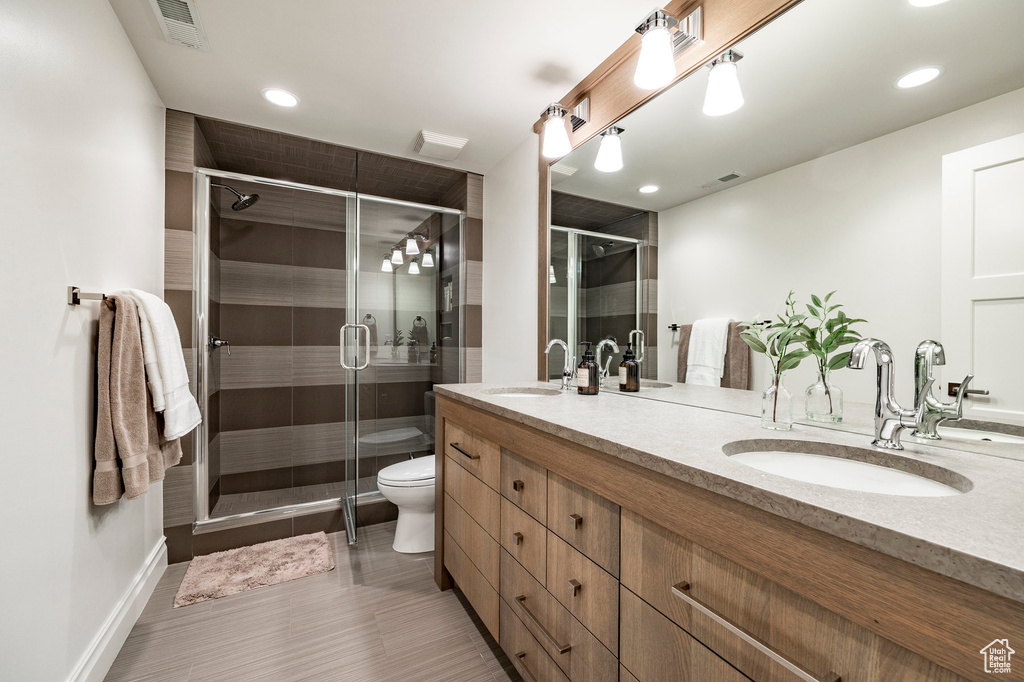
[[378, 456, 435, 488]]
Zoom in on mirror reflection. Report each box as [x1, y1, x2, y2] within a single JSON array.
[[548, 0, 1024, 458]]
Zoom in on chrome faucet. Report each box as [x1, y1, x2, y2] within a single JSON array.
[[911, 340, 973, 440], [595, 338, 620, 388], [545, 339, 575, 390], [848, 338, 931, 450], [629, 329, 645, 364]]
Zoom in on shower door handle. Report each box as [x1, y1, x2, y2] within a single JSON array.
[[340, 324, 371, 371]]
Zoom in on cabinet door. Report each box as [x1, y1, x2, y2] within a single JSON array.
[[445, 492, 499, 589], [445, 420, 501, 490], [501, 600, 571, 682], [546, 531, 618, 652], [547, 471, 620, 577], [502, 497, 547, 584], [444, 455, 499, 539]]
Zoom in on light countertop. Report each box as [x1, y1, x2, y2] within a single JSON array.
[[435, 381, 1024, 603]]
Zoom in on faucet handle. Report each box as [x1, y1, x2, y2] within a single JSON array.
[[951, 374, 974, 414]]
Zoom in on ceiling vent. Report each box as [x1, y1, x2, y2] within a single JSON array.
[[698, 171, 745, 190], [413, 130, 468, 161], [551, 163, 578, 177], [149, 0, 210, 51]]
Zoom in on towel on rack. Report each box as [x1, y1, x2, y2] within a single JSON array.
[[685, 318, 731, 386], [411, 316, 430, 348], [676, 321, 752, 390], [94, 298, 124, 505], [118, 289, 201, 440]]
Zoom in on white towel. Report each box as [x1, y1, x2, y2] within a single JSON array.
[[686, 318, 731, 387], [117, 289, 202, 440]]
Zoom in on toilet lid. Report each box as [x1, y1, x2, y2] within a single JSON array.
[[378, 455, 435, 487]]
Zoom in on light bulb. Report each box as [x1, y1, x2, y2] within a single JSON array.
[[405, 235, 420, 255], [895, 66, 942, 89], [703, 59, 744, 116], [638, 185, 659, 194], [541, 106, 572, 159], [422, 251, 434, 267], [261, 88, 299, 107], [594, 128, 624, 173], [409, 259, 420, 275], [549, 265, 557, 284], [634, 25, 675, 90], [391, 248, 404, 265], [381, 255, 393, 273]]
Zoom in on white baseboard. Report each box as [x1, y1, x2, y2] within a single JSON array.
[[68, 537, 168, 682]]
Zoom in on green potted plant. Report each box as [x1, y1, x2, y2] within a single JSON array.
[[802, 291, 866, 423], [739, 291, 812, 430], [391, 329, 405, 360]]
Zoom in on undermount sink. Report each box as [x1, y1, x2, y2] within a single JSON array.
[[934, 426, 1024, 445], [723, 440, 971, 497], [483, 387, 562, 398]]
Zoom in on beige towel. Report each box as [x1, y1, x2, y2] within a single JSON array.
[[676, 321, 752, 390], [93, 299, 123, 505]]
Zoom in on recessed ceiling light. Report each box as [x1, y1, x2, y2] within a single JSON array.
[[895, 66, 943, 89], [908, 0, 951, 6], [261, 88, 299, 107], [638, 185, 659, 194]]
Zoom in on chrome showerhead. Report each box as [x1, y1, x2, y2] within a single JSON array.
[[211, 183, 260, 211]]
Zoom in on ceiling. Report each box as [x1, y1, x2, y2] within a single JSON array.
[[552, 0, 1024, 212], [108, 0, 656, 174]]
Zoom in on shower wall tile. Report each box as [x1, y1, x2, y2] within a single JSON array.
[[292, 347, 346, 386], [293, 385, 345, 426], [293, 266, 346, 308], [292, 461, 344, 487], [293, 226, 346, 269], [207, 390, 220, 440], [163, 464, 194, 527], [293, 307, 344, 346], [165, 170, 194, 230], [465, 348, 482, 383], [165, 229, 194, 290], [219, 346, 294, 390], [465, 260, 483, 306], [220, 261, 293, 306], [164, 524, 193, 564], [292, 422, 346, 467], [372, 381, 435, 420], [164, 289, 193, 348], [220, 467, 292, 495], [220, 425, 294, 474], [466, 174, 483, 220], [192, 518, 294, 557], [464, 218, 483, 261], [221, 304, 293, 346], [584, 281, 637, 318], [165, 111, 195, 174], [219, 219, 293, 265], [209, 252, 221, 303], [463, 306, 482, 347], [208, 433, 220, 493], [207, 352, 221, 395], [219, 386, 292, 431]]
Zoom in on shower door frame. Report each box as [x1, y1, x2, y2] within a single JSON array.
[[549, 226, 642, 374], [191, 168, 465, 535]]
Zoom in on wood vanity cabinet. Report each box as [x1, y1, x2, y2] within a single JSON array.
[[436, 397, 1021, 682]]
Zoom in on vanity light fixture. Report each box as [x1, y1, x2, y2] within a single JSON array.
[[634, 10, 677, 90], [895, 66, 943, 89], [405, 234, 420, 255], [541, 104, 572, 158], [409, 258, 420, 275], [638, 185, 660, 194], [594, 127, 625, 173], [422, 250, 435, 268], [703, 50, 745, 116], [391, 247, 404, 265], [381, 255, 394, 273], [261, 88, 299, 107]]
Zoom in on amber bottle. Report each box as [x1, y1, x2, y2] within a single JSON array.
[[577, 342, 599, 395], [619, 342, 640, 392]]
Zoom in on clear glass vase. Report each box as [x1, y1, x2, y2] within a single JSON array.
[[805, 369, 844, 423], [761, 373, 793, 431]]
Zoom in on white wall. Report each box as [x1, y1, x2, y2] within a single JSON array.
[[0, 1, 166, 680], [657, 88, 1024, 404], [482, 134, 540, 383]]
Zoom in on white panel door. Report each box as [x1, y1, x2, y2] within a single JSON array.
[[941, 133, 1024, 425]]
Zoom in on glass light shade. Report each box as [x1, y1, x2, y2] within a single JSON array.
[[381, 256, 393, 273], [391, 248, 404, 265], [542, 113, 572, 158], [409, 259, 420, 275], [422, 251, 434, 267], [594, 132, 623, 173], [634, 26, 675, 90], [703, 61, 744, 116], [549, 265, 557, 284], [638, 185, 659, 194], [895, 66, 942, 89], [405, 235, 420, 255]]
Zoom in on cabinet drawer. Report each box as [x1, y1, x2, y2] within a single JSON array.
[[620, 587, 750, 682], [444, 455, 499, 540], [620, 665, 640, 682], [620, 509, 966, 682], [502, 448, 548, 524], [501, 497, 547, 584], [501, 550, 617, 682], [547, 471, 619, 577], [501, 600, 571, 682], [546, 530, 618, 653], [445, 420, 500, 490], [444, 531, 498, 640], [445, 492, 499, 589]]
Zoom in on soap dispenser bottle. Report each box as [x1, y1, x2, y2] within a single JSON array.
[[577, 342, 599, 395], [619, 342, 640, 392]]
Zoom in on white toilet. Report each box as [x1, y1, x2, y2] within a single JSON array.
[[377, 455, 435, 553]]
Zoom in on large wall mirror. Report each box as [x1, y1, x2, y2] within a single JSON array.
[[542, 0, 1024, 458]]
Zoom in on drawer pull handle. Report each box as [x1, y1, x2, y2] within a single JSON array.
[[515, 595, 572, 654], [514, 652, 540, 682], [569, 513, 583, 529], [513, 531, 524, 546], [568, 579, 581, 597], [449, 443, 478, 460], [672, 582, 841, 682], [512, 479, 525, 492]]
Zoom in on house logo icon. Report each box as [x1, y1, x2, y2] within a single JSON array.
[[980, 639, 1015, 674]]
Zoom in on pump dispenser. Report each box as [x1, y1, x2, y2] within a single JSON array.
[[577, 342, 599, 395], [619, 342, 640, 392]]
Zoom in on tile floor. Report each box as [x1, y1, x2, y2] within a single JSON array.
[[105, 522, 518, 681]]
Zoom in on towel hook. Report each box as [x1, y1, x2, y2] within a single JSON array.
[[68, 286, 107, 306]]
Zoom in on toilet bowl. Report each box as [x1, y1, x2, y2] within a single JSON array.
[[377, 456, 435, 553]]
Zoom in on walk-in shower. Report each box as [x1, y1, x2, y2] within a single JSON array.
[[193, 169, 464, 543]]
